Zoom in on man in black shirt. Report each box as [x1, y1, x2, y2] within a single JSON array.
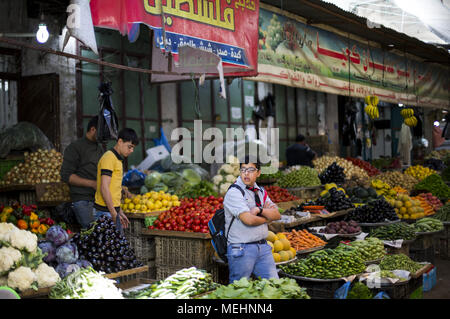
[[60, 116, 104, 229], [285, 134, 316, 167]]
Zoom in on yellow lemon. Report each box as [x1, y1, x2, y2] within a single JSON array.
[[155, 201, 162, 209], [171, 195, 179, 201], [133, 197, 140, 205], [122, 204, 128, 211], [273, 240, 284, 252], [151, 193, 159, 201], [124, 198, 132, 204], [162, 199, 169, 207], [128, 203, 135, 210], [173, 201, 181, 207], [273, 253, 281, 263], [147, 202, 155, 210]]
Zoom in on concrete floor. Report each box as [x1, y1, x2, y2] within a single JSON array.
[[423, 257, 450, 299]]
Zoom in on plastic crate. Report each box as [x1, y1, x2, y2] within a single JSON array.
[[279, 272, 346, 299], [0, 159, 23, 180], [368, 281, 410, 299], [423, 267, 436, 292]]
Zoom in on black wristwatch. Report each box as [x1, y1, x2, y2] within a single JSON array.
[[257, 207, 263, 217]]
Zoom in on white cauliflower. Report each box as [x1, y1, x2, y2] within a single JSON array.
[[8, 266, 37, 292], [0, 222, 18, 242], [9, 229, 37, 253], [225, 174, 236, 183], [33, 263, 60, 288], [212, 174, 223, 185], [0, 246, 22, 274], [227, 155, 240, 165], [219, 182, 232, 195], [233, 166, 241, 177], [220, 164, 234, 175], [0, 276, 7, 286]]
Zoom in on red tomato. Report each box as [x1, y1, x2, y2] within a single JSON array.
[[194, 226, 201, 232]]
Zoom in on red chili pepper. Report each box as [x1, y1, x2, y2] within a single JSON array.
[[66, 229, 73, 234], [31, 204, 37, 210], [47, 218, 55, 226]]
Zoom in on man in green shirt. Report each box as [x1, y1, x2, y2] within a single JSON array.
[[60, 116, 104, 229]]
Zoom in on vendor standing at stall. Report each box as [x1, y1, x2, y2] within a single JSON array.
[[285, 134, 317, 167], [223, 156, 281, 283], [94, 128, 139, 234], [60, 116, 104, 229]]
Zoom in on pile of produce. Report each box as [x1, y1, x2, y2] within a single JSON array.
[[392, 186, 409, 194], [346, 198, 399, 223], [412, 218, 443, 233], [72, 216, 143, 274], [345, 186, 379, 204], [276, 166, 321, 188], [346, 282, 373, 299], [201, 277, 310, 299], [265, 185, 299, 203], [370, 179, 397, 198], [346, 157, 380, 176], [371, 157, 402, 170], [304, 187, 354, 212], [0, 149, 63, 186], [279, 248, 366, 279], [404, 165, 437, 181], [121, 191, 181, 214], [0, 222, 61, 292], [411, 195, 437, 217], [177, 180, 218, 199], [49, 267, 123, 299], [425, 149, 450, 160], [0, 204, 56, 237], [423, 158, 446, 171], [320, 183, 346, 197], [372, 171, 418, 192], [266, 231, 296, 263], [212, 156, 241, 194], [125, 267, 218, 299], [414, 174, 450, 200], [38, 225, 92, 279], [319, 220, 361, 235], [347, 237, 386, 262], [319, 162, 346, 184], [39, 183, 70, 202], [257, 170, 283, 182], [313, 156, 369, 180], [143, 168, 203, 195], [369, 222, 416, 241], [387, 194, 425, 220], [379, 254, 422, 274], [149, 196, 223, 233], [434, 203, 450, 221], [281, 229, 326, 251], [343, 176, 371, 189]]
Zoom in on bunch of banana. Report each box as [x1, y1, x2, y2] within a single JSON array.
[[364, 95, 380, 120], [400, 108, 417, 127]]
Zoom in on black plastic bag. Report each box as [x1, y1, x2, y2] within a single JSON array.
[[51, 202, 78, 225], [97, 82, 119, 143]]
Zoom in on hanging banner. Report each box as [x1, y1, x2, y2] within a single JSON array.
[[89, 0, 259, 77], [251, 4, 449, 108]]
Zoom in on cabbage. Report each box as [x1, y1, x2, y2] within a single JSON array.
[[152, 182, 169, 192], [140, 185, 149, 194], [145, 171, 162, 189], [182, 168, 201, 186], [56, 242, 79, 264], [76, 259, 93, 269], [161, 172, 182, 187], [45, 225, 69, 247], [38, 241, 56, 263], [55, 263, 81, 278]]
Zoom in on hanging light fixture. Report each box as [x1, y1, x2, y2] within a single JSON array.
[[36, 23, 49, 43]]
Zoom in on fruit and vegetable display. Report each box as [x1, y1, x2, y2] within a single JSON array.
[[0, 149, 63, 186], [391, 186, 409, 194], [319, 162, 346, 184], [257, 170, 283, 183], [39, 225, 92, 279], [313, 156, 369, 180], [372, 171, 418, 192], [0, 222, 61, 292], [423, 158, 446, 171], [346, 237, 386, 262], [320, 183, 346, 197], [319, 220, 361, 235], [282, 229, 326, 251], [0, 204, 55, 237], [346, 198, 399, 223], [149, 196, 223, 233], [414, 174, 450, 200], [144, 168, 204, 195], [412, 218, 443, 233], [371, 157, 402, 170], [404, 165, 437, 181], [346, 282, 373, 299], [266, 231, 296, 263], [425, 150, 450, 160], [201, 277, 310, 299], [387, 194, 425, 220], [72, 216, 143, 274], [346, 157, 380, 177], [379, 254, 422, 274], [411, 194, 438, 216], [212, 156, 241, 194], [177, 180, 218, 199], [39, 183, 70, 202], [302, 187, 354, 212], [264, 185, 299, 203], [279, 248, 366, 279], [276, 166, 321, 188], [345, 186, 379, 204], [121, 191, 181, 214], [369, 222, 416, 241], [49, 267, 123, 299], [370, 179, 397, 198], [434, 203, 450, 221], [124, 267, 218, 299]]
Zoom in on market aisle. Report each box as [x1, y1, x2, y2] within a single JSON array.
[[423, 257, 450, 299]]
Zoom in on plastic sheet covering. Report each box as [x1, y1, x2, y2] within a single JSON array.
[[0, 122, 53, 158]]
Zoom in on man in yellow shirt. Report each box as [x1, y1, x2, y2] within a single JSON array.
[[94, 128, 139, 233]]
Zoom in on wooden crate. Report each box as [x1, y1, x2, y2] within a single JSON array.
[[0, 184, 36, 205], [276, 200, 304, 211]]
